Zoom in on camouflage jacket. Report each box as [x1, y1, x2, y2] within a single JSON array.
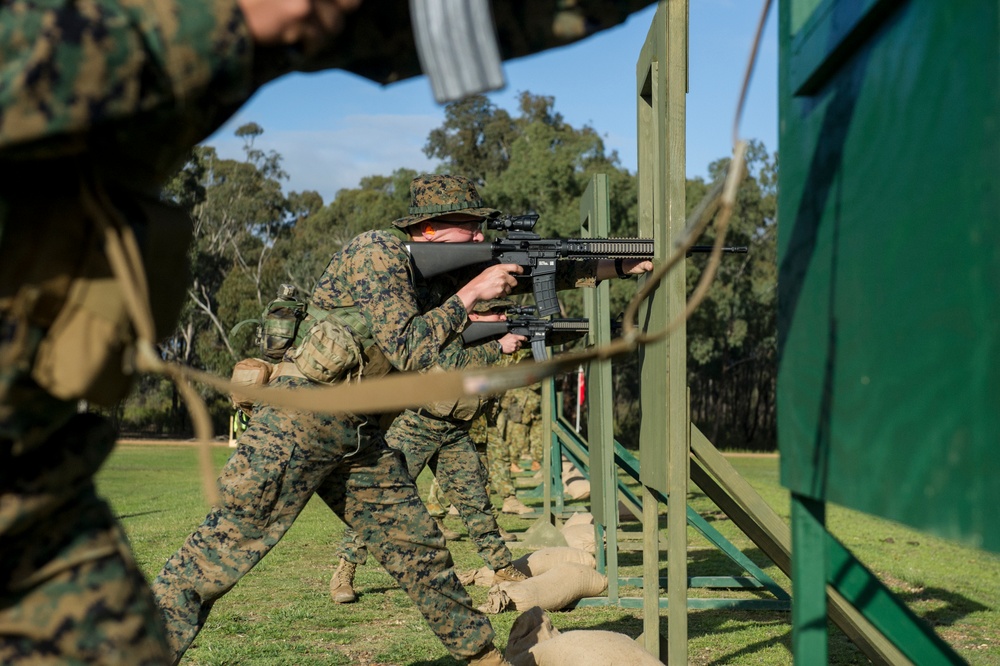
[[311, 229, 502, 374], [311, 228, 606, 375]]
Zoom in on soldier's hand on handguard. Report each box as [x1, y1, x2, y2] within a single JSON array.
[[457, 263, 523, 313], [498, 333, 529, 355], [624, 259, 654, 275], [596, 258, 654, 281]]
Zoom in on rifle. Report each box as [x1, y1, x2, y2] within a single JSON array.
[[462, 305, 590, 361], [404, 214, 747, 317]]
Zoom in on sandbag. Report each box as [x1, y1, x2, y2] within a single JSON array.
[[562, 512, 594, 529], [561, 523, 596, 554], [561, 459, 590, 500], [513, 546, 595, 576], [565, 478, 591, 500], [457, 567, 496, 587], [460, 547, 597, 586], [505, 606, 661, 666], [481, 562, 606, 613]]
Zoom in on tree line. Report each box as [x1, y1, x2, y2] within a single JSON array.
[[108, 92, 778, 452]]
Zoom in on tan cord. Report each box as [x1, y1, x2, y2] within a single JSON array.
[[81, 179, 219, 505]]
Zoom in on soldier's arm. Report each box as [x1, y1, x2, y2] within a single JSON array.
[[345, 233, 468, 373], [0, 0, 260, 151]]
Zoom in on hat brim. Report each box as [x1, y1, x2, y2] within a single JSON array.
[[392, 206, 500, 229]]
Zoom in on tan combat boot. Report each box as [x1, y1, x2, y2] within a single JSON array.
[[468, 644, 512, 665], [493, 563, 529, 583], [435, 516, 462, 541], [501, 495, 533, 515], [329, 559, 357, 604]]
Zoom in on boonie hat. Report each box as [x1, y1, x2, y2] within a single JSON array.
[[392, 174, 500, 228], [472, 297, 516, 314]]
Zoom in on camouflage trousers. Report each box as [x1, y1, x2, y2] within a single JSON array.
[[0, 411, 169, 665], [337, 409, 511, 571], [424, 439, 512, 534], [486, 411, 515, 498], [152, 377, 493, 663], [507, 419, 544, 465]]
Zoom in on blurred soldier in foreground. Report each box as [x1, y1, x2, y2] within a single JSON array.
[[0, 2, 368, 663]]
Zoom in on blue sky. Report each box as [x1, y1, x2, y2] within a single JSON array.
[[206, 1, 777, 205]]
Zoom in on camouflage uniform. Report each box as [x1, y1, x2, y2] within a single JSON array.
[[154, 377, 496, 660], [335, 283, 516, 572], [153, 211, 502, 662], [505, 382, 544, 465], [0, 2, 274, 663], [481, 394, 516, 500], [422, 396, 513, 516], [336, 402, 514, 572]]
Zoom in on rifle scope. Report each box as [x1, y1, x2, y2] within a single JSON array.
[[506, 304, 538, 317], [487, 213, 539, 233]]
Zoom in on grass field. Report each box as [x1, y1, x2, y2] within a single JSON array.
[[97, 443, 1000, 665]]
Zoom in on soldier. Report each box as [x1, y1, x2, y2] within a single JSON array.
[[0, 2, 656, 662], [491, 352, 537, 516], [504, 379, 545, 473], [152, 175, 524, 665], [330, 295, 527, 604], [0, 2, 368, 664], [424, 298, 527, 540]]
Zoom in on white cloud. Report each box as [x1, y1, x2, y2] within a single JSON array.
[[206, 114, 442, 205]]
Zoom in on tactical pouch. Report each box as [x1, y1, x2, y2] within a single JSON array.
[[419, 365, 482, 422], [230, 287, 307, 362], [260, 298, 306, 360], [506, 396, 524, 424], [2, 183, 191, 406], [229, 358, 275, 415], [289, 313, 364, 385], [520, 389, 542, 424]]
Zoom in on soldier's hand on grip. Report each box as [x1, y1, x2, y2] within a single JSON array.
[[457, 263, 522, 312]]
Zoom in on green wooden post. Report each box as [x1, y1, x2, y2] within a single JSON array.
[[792, 494, 829, 663], [580, 175, 619, 602], [541, 378, 554, 524], [636, 1, 688, 661]]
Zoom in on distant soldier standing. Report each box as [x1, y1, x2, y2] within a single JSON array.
[[504, 379, 545, 473], [484, 350, 534, 516]]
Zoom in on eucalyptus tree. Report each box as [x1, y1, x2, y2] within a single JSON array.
[[161, 123, 316, 374], [686, 141, 778, 450]]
